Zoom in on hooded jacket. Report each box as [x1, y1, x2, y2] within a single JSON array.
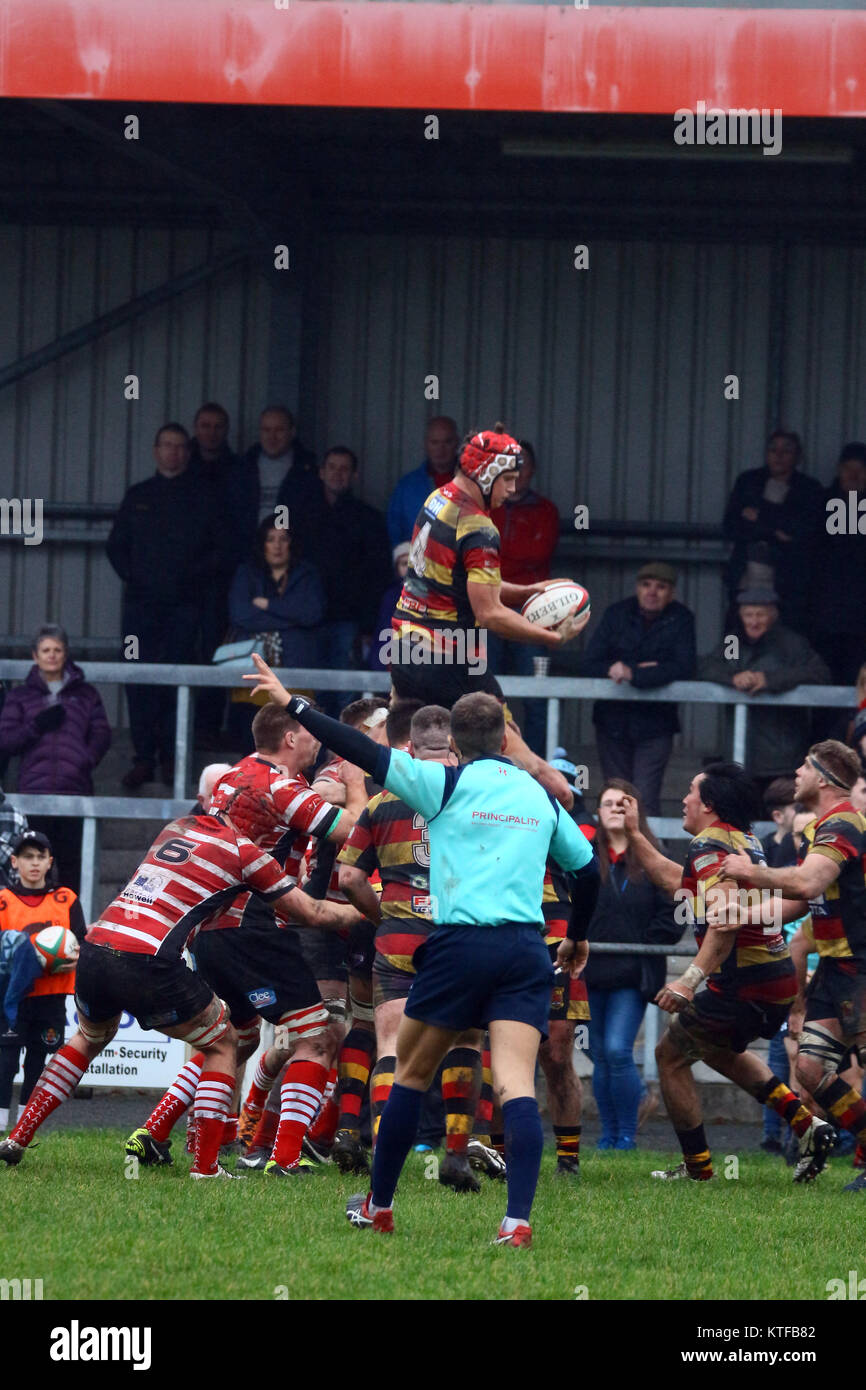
[[582, 597, 697, 740], [0, 662, 111, 794]]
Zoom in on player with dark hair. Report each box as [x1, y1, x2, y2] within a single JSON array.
[[388, 424, 584, 809], [620, 762, 834, 1183], [721, 740, 866, 1190], [243, 656, 598, 1247], [0, 802, 356, 1176]]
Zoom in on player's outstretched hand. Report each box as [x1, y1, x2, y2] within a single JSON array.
[[243, 652, 292, 707], [719, 851, 754, 881], [556, 937, 589, 978], [619, 793, 640, 837], [655, 982, 693, 1014]]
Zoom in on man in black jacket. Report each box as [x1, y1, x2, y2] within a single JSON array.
[[231, 406, 318, 557], [293, 446, 392, 717], [106, 423, 230, 788], [582, 562, 696, 815]]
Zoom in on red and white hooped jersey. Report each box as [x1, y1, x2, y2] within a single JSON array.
[[200, 754, 342, 932], [86, 816, 294, 958]]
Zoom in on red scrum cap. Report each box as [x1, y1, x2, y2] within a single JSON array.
[[458, 427, 522, 502]]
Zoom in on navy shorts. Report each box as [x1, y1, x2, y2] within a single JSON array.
[[404, 923, 554, 1035]]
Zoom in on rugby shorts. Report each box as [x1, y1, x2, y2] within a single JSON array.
[[191, 921, 322, 1027], [75, 939, 214, 1033], [404, 922, 554, 1036], [372, 916, 431, 1007], [805, 958, 866, 1043], [676, 982, 791, 1056]]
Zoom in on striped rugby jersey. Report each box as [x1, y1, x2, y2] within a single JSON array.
[[200, 755, 341, 933], [338, 789, 433, 972], [801, 802, 866, 963], [680, 822, 794, 1004], [86, 816, 293, 958], [392, 480, 501, 648]]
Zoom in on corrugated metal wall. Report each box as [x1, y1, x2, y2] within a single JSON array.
[[3, 224, 864, 750], [0, 224, 270, 718]]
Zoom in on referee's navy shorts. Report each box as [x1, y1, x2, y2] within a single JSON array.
[[404, 923, 555, 1036]]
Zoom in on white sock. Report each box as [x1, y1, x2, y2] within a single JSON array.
[[0, 1107, 8, 1131], [368, 1198, 393, 1216], [500, 1215, 530, 1233]]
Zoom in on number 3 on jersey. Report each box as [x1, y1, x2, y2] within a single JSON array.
[[411, 813, 431, 868]]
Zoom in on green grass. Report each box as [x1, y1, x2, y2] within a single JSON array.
[[1, 1131, 861, 1301]]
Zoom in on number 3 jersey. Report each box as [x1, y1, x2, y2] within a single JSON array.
[[338, 790, 432, 969], [86, 816, 294, 958]]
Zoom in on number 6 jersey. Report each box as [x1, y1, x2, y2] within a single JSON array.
[[86, 816, 294, 958]]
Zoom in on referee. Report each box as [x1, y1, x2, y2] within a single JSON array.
[[245, 654, 599, 1248]]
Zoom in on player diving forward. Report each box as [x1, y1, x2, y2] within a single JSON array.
[[0, 803, 356, 1177]]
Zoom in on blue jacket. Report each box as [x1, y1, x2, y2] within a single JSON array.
[[387, 461, 442, 548], [228, 561, 326, 667]]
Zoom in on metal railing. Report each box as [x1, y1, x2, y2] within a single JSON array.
[[0, 658, 852, 940]]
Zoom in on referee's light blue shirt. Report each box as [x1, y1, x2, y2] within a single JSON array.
[[383, 751, 593, 927]]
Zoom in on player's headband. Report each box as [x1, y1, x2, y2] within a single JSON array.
[[807, 754, 853, 791]]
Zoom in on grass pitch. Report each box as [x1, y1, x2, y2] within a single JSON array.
[[2, 1130, 861, 1301]]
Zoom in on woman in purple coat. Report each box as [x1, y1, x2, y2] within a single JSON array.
[[0, 625, 111, 893]]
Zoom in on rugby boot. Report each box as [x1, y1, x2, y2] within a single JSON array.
[[438, 1150, 481, 1193], [124, 1126, 172, 1167], [554, 1156, 581, 1179], [345, 1192, 394, 1232], [493, 1222, 532, 1248], [301, 1133, 332, 1165], [264, 1157, 321, 1177], [650, 1161, 714, 1180], [792, 1118, 836, 1183], [190, 1164, 244, 1180], [843, 1172, 866, 1193], [332, 1129, 371, 1175], [0, 1138, 23, 1166], [237, 1147, 269, 1170], [467, 1138, 507, 1181]]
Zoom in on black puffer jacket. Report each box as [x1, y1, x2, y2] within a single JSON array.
[[582, 857, 682, 1001], [582, 597, 697, 740]]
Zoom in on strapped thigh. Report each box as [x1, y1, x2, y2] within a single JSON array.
[[799, 1022, 847, 1077], [176, 997, 232, 1049], [76, 1012, 121, 1047]]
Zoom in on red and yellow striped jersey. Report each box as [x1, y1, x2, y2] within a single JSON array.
[[338, 791, 432, 923], [802, 802, 866, 962]]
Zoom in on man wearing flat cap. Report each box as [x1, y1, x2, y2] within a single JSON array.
[[582, 562, 696, 815], [699, 589, 830, 790]]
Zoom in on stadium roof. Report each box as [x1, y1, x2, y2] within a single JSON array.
[[1, 0, 865, 117]]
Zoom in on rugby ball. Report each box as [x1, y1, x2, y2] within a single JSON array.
[[32, 925, 79, 974], [521, 581, 591, 637]]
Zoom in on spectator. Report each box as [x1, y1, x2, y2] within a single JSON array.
[[370, 543, 411, 671], [850, 772, 866, 813], [698, 589, 831, 792], [582, 780, 681, 1151], [106, 422, 229, 789], [232, 406, 317, 555], [297, 446, 392, 716], [760, 776, 798, 868], [487, 441, 561, 755], [851, 669, 866, 771], [723, 429, 825, 636], [0, 830, 86, 1135], [812, 442, 866, 690], [0, 625, 111, 894], [386, 416, 460, 547], [582, 562, 697, 816], [225, 516, 326, 751], [0, 786, 27, 889], [188, 401, 242, 748]]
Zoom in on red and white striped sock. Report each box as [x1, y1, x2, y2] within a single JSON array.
[[146, 1052, 204, 1142], [245, 1054, 282, 1111], [192, 1071, 235, 1176], [221, 1114, 239, 1145], [271, 1060, 329, 1169], [250, 1107, 279, 1154], [308, 1068, 339, 1145], [10, 1043, 89, 1147]]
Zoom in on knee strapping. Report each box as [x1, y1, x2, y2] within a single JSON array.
[[349, 991, 374, 1023], [323, 996, 348, 1026], [798, 1024, 847, 1078], [273, 1002, 330, 1048], [180, 999, 232, 1050], [77, 1014, 120, 1047], [235, 1019, 261, 1049]]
